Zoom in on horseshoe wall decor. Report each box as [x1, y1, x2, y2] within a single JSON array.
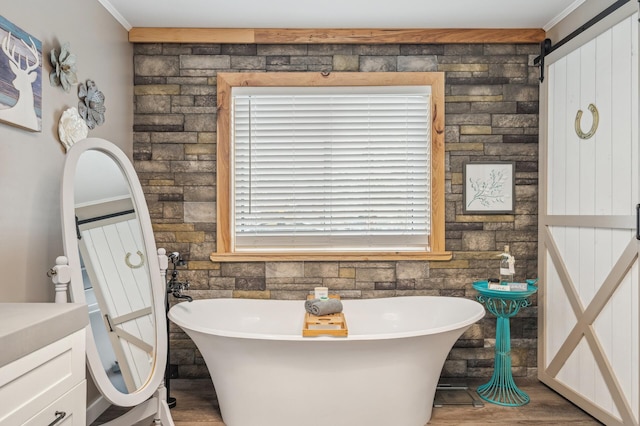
[[125, 250, 145, 269], [574, 103, 599, 140]]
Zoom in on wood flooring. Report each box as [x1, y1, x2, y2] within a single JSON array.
[[93, 378, 603, 425]]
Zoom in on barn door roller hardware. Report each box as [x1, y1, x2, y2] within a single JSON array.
[[534, 39, 552, 83], [534, 0, 631, 83]]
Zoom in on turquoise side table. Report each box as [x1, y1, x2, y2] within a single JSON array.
[[472, 279, 538, 407]]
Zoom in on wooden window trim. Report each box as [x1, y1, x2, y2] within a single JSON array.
[[213, 72, 451, 262]]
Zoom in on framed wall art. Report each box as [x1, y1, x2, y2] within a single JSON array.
[[0, 15, 42, 132], [463, 161, 515, 214]]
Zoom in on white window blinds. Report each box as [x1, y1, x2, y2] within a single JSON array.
[[231, 85, 432, 252]]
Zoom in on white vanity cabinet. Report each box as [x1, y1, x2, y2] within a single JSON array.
[[0, 303, 89, 426]]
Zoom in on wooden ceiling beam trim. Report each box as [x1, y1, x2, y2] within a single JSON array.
[[129, 28, 256, 43], [129, 27, 545, 44], [255, 28, 545, 44]]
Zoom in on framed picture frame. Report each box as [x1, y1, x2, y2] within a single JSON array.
[[463, 161, 515, 214], [0, 15, 42, 132]]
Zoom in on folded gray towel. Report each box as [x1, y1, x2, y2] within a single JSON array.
[[305, 298, 320, 312], [306, 298, 343, 316]]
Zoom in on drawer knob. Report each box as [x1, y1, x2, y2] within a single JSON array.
[[47, 411, 67, 426]]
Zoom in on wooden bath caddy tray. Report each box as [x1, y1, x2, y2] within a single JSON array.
[[302, 295, 348, 337]]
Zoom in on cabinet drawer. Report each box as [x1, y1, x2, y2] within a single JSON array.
[[0, 330, 85, 426], [24, 380, 86, 426]]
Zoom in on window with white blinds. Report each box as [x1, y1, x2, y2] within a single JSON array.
[[230, 85, 432, 252]]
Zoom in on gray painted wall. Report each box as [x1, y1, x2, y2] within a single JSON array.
[[546, 0, 622, 42], [1, 0, 133, 303]]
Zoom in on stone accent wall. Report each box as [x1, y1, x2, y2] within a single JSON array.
[[133, 43, 539, 380]]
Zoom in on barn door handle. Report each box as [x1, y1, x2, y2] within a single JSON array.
[[125, 250, 145, 269], [575, 104, 599, 139], [636, 204, 640, 240]]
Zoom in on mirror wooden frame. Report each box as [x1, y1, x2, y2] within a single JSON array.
[[59, 137, 173, 423]]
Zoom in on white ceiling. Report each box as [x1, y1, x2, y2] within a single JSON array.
[[100, 0, 584, 32]]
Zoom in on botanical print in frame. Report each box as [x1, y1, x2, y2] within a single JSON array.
[[0, 15, 42, 132], [463, 161, 515, 214]]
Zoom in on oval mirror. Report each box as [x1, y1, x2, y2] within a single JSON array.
[[61, 138, 168, 408]]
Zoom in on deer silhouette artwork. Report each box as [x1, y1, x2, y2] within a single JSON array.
[[0, 32, 40, 131]]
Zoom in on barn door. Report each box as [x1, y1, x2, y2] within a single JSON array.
[[78, 215, 155, 393], [539, 8, 639, 426]]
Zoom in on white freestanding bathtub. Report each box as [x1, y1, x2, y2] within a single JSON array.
[[168, 296, 485, 426]]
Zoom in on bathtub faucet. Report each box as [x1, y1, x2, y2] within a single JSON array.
[[167, 252, 193, 302], [168, 272, 192, 302], [171, 284, 193, 302]]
